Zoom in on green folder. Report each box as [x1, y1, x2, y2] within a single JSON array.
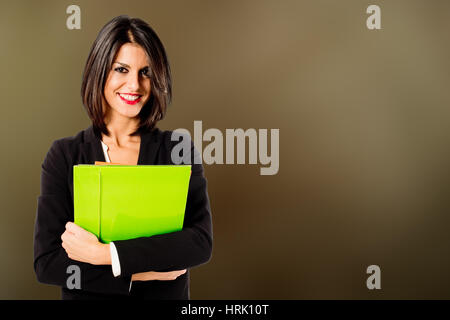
[[73, 165, 191, 244]]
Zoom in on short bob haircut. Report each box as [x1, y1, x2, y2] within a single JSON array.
[[81, 15, 172, 137]]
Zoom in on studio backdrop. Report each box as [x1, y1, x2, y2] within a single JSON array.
[[1, 0, 450, 299]]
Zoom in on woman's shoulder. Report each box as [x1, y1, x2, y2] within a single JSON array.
[[43, 126, 97, 166], [154, 128, 202, 169], [156, 128, 194, 146], [55, 126, 96, 146], [143, 127, 194, 150]]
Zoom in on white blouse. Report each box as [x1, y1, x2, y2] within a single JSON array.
[[100, 141, 125, 283], [100, 140, 111, 163]]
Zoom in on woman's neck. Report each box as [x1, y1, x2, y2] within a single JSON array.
[[102, 115, 140, 148]]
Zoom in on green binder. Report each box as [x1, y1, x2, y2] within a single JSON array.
[[73, 165, 191, 244]]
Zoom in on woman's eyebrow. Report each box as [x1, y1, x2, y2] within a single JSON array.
[[114, 61, 149, 69]]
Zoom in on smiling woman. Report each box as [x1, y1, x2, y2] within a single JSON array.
[[33, 15, 213, 300], [81, 17, 171, 138]]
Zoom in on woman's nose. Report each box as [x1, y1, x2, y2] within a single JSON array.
[[126, 72, 140, 91]]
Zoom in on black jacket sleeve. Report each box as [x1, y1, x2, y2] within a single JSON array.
[[33, 140, 132, 295], [112, 142, 213, 276]]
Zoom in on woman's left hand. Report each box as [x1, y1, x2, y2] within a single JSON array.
[[61, 222, 110, 265]]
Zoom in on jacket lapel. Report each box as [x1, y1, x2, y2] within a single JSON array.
[[79, 125, 106, 164]]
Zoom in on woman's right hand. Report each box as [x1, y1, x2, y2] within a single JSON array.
[[131, 269, 187, 281]]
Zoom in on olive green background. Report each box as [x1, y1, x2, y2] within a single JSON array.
[[1, 0, 450, 299]]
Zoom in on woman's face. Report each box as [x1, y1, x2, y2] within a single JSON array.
[[103, 42, 151, 121]]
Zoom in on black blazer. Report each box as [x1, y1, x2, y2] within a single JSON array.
[[33, 125, 213, 300]]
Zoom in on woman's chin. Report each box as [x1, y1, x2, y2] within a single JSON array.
[[113, 106, 143, 119]]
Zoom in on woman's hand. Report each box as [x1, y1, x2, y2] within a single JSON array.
[[61, 222, 111, 265], [61, 222, 186, 280], [132, 269, 187, 281]]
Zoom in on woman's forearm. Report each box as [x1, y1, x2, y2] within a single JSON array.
[[131, 269, 186, 281]]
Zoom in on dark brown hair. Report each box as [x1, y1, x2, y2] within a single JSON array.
[[81, 15, 172, 137]]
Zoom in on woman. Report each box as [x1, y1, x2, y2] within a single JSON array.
[[33, 15, 213, 300]]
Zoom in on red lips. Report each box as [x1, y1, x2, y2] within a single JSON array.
[[118, 93, 142, 105]]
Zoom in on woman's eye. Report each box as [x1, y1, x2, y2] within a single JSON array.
[[141, 69, 150, 77], [114, 67, 127, 73]]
